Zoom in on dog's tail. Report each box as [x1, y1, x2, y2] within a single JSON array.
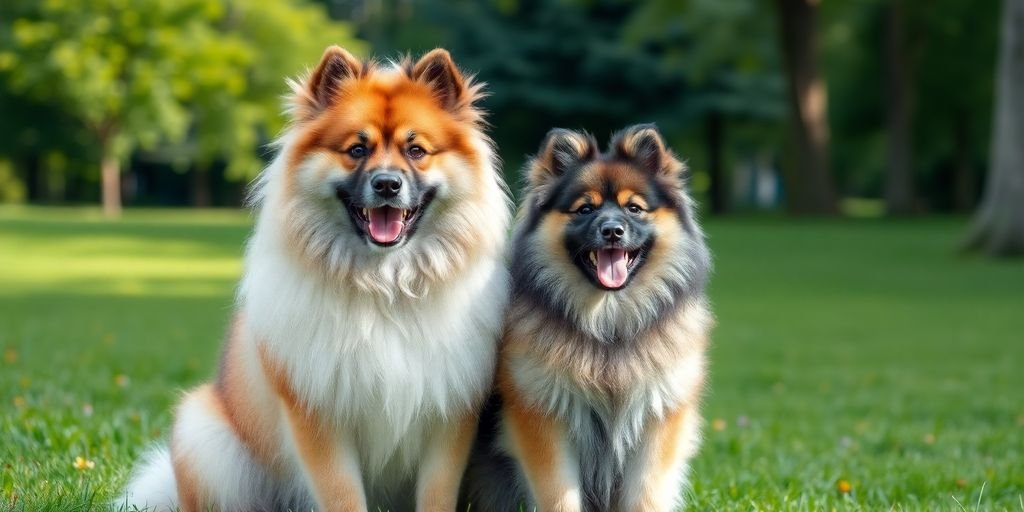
[[118, 445, 178, 512]]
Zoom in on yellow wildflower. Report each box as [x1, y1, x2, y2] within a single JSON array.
[[835, 477, 851, 493], [73, 457, 95, 471], [836, 479, 852, 494]]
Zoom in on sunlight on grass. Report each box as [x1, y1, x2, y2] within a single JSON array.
[[0, 205, 253, 225], [840, 197, 886, 218], [1, 251, 241, 296], [0, 209, 248, 297]]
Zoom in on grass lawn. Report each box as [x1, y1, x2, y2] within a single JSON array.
[[1, 206, 1022, 510]]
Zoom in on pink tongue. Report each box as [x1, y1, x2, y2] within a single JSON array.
[[367, 207, 405, 244], [596, 248, 629, 289]]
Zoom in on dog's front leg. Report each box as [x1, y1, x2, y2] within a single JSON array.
[[261, 349, 367, 512], [621, 404, 700, 512], [415, 413, 478, 512], [503, 390, 582, 512], [281, 398, 367, 512]]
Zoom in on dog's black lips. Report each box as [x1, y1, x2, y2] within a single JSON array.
[[336, 188, 438, 247], [573, 238, 654, 291]]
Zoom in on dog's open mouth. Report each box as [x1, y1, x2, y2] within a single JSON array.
[[353, 205, 418, 245], [339, 189, 437, 247], [578, 244, 649, 290]]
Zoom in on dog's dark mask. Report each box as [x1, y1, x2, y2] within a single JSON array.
[[334, 165, 437, 248], [524, 125, 686, 291], [558, 191, 657, 290]]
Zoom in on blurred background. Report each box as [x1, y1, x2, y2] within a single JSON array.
[[1, 0, 1023, 510], [0, 0, 1021, 255]]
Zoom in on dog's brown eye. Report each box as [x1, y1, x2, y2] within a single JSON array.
[[576, 205, 595, 215], [626, 203, 645, 214], [347, 144, 368, 159], [407, 145, 427, 160]]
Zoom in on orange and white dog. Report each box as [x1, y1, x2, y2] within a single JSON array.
[[123, 46, 510, 511]]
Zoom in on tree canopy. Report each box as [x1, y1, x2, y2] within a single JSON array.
[[0, 0, 1008, 224], [0, 0, 364, 214]]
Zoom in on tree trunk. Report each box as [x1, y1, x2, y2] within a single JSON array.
[[192, 165, 213, 207], [25, 154, 41, 202], [952, 111, 976, 212], [884, 0, 916, 215], [706, 112, 728, 214], [964, 0, 1024, 256], [776, 0, 838, 215], [100, 134, 122, 218]]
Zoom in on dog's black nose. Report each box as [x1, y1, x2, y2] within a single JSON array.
[[371, 173, 403, 198], [601, 222, 626, 242]]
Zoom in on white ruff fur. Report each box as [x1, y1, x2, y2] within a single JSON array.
[[244, 205, 508, 479], [123, 94, 510, 510]]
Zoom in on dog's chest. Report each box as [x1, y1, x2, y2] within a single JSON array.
[[246, 255, 507, 478], [311, 290, 495, 394], [507, 344, 704, 509], [313, 296, 499, 475]]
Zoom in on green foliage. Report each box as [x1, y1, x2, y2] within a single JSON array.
[[0, 0, 364, 180], [625, 0, 784, 121], [908, 0, 999, 205], [438, 0, 694, 167], [0, 160, 27, 202], [822, 0, 1000, 202], [351, 0, 689, 175], [625, 0, 786, 203], [1, 208, 1022, 509], [184, 0, 369, 179], [820, 1, 887, 196], [0, 0, 1006, 209], [346, 0, 786, 202]]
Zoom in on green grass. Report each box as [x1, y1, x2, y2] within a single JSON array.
[[1, 207, 1022, 510]]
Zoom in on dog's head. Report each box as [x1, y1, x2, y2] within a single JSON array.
[[255, 47, 508, 297], [513, 124, 710, 337]]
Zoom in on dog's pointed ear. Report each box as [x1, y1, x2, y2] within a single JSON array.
[[292, 46, 362, 121], [412, 49, 467, 112], [612, 124, 684, 179], [526, 128, 597, 200]]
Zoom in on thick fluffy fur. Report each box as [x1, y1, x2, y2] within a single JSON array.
[[463, 125, 712, 512], [123, 46, 510, 511]]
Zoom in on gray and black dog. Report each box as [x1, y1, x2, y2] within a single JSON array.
[[462, 124, 713, 512]]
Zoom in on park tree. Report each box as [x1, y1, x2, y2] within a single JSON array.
[[823, 0, 999, 213], [0, 88, 93, 202], [346, 0, 786, 212], [880, 0, 1000, 215], [367, 0, 695, 185], [775, 0, 838, 215], [965, 0, 1024, 257], [0, 0, 361, 215], [905, 0, 999, 213], [884, 0, 915, 215], [158, 0, 365, 206], [625, 0, 785, 214], [0, 0, 232, 216]]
